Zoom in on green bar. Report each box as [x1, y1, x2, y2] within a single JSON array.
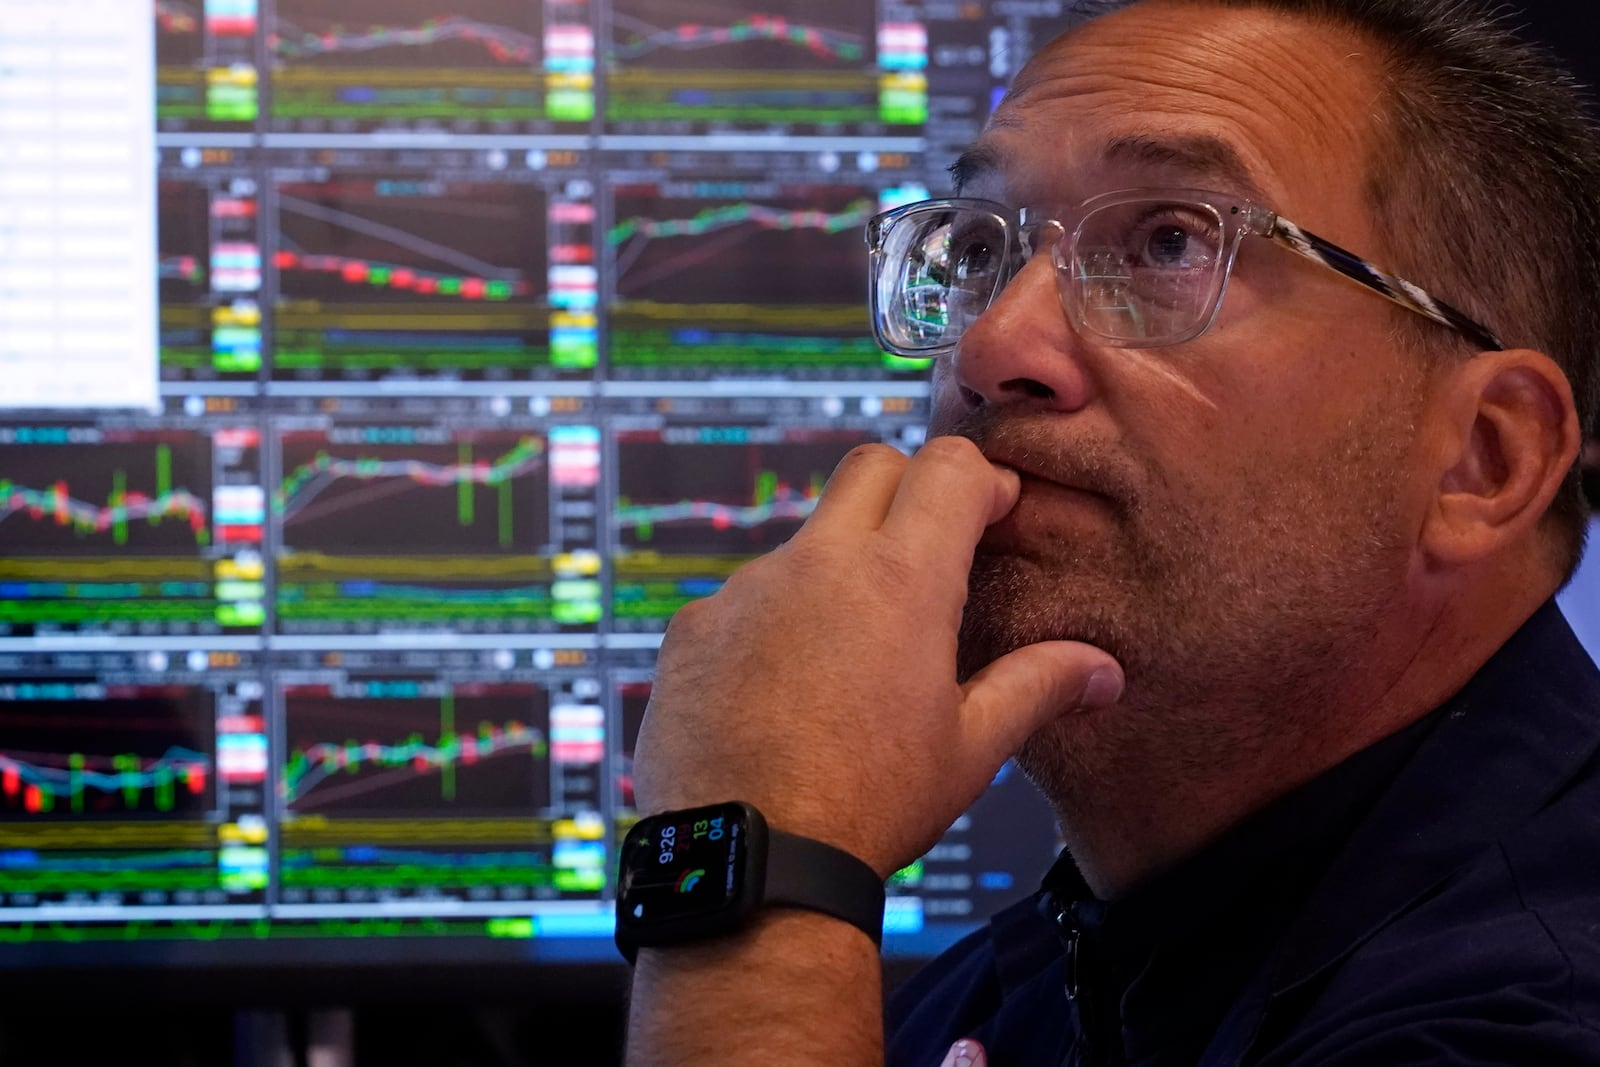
[[112, 468, 127, 545], [457, 443, 473, 526], [155, 444, 171, 515], [440, 691, 455, 803], [498, 477, 512, 548], [487, 918, 536, 939], [546, 90, 594, 122], [215, 601, 266, 627], [69, 753, 84, 813]]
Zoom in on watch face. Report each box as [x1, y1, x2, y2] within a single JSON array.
[[616, 802, 751, 931]]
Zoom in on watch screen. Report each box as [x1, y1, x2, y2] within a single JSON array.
[[617, 802, 748, 927]]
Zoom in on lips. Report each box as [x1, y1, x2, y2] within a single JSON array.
[[978, 472, 1116, 560]]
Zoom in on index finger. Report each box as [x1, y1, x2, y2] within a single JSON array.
[[802, 442, 910, 532], [878, 435, 1020, 576]]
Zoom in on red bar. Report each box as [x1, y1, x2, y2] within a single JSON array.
[[217, 524, 264, 543], [208, 16, 257, 36], [218, 715, 265, 733]]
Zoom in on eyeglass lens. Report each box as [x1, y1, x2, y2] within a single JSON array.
[[874, 198, 1231, 352]]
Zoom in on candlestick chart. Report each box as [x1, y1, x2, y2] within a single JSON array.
[[273, 178, 558, 380], [269, 1, 561, 129], [607, 183, 889, 376], [277, 682, 567, 900], [272, 428, 560, 632], [0, 687, 223, 902], [610, 428, 871, 625], [0, 434, 225, 636], [605, 0, 879, 129]]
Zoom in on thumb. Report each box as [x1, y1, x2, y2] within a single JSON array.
[[959, 640, 1124, 763]]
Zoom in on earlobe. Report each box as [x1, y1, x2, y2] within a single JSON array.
[[1422, 349, 1580, 569]]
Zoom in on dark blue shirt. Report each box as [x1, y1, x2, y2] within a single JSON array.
[[887, 601, 1600, 1066]]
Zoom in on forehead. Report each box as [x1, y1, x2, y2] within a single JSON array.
[[966, 2, 1386, 225]]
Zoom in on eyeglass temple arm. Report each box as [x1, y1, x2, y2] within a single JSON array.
[[1264, 215, 1504, 352]]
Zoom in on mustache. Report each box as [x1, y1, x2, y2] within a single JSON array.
[[933, 407, 1144, 511]]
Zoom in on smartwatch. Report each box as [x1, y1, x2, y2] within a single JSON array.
[[613, 800, 886, 963]]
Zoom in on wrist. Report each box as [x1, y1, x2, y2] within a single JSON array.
[[615, 800, 886, 963]]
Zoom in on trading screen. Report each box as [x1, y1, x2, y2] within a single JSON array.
[[0, 0, 1087, 978]]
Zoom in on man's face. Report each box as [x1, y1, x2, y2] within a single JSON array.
[[933, 2, 1442, 776]]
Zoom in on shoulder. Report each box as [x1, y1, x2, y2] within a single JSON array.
[[1257, 785, 1600, 1066]]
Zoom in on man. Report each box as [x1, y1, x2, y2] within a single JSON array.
[[622, 0, 1600, 1063]]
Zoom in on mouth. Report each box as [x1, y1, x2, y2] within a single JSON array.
[[981, 469, 1117, 554]]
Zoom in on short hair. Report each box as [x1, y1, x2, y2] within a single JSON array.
[[1050, 0, 1600, 576]]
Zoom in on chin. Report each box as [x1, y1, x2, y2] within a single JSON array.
[[956, 550, 1145, 685]]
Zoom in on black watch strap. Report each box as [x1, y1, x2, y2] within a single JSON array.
[[764, 827, 886, 946]]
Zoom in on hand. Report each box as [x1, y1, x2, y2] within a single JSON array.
[[632, 436, 1124, 878]]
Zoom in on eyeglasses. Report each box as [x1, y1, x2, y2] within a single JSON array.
[[865, 189, 1503, 356]]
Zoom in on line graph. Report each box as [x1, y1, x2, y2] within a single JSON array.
[[607, 184, 882, 372], [272, 15, 539, 64], [0, 692, 215, 820], [271, 429, 562, 632], [276, 190, 536, 300], [282, 684, 551, 816], [268, 1, 551, 128], [0, 440, 211, 550], [610, 187, 869, 306], [1, 747, 208, 815], [614, 430, 870, 553], [273, 433, 546, 549], [616, 467, 823, 541], [609, 196, 874, 290], [272, 179, 556, 378], [609, 12, 866, 64], [604, 0, 877, 127]]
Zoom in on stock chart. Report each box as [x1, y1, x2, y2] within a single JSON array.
[[0, 0, 1083, 974], [607, 182, 905, 376], [269, 0, 592, 131], [0, 424, 265, 637], [604, 0, 910, 131]]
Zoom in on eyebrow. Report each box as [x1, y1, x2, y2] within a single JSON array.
[[947, 132, 1269, 203], [948, 143, 1002, 194], [1101, 133, 1268, 202]]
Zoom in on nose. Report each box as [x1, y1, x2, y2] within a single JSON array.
[[943, 245, 1097, 414]]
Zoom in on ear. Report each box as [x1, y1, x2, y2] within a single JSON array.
[[1422, 349, 1581, 568]]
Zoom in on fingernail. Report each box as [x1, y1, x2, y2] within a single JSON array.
[[939, 1039, 986, 1067], [1081, 665, 1124, 709]]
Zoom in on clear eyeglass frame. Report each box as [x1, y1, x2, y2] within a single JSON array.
[[864, 188, 1503, 358]]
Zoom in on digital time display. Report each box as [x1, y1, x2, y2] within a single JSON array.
[[616, 801, 753, 930]]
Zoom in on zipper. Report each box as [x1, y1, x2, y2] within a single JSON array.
[[1054, 897, 1123, 1067]]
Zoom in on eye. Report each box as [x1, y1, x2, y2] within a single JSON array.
[[1130, 209, 1221, 271], [947, 225, 1001, 283]]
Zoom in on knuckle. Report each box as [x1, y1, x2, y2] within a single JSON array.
[[833, 441, 908, 476], [914, 434, 981, 467]]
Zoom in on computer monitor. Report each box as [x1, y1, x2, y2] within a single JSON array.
[[0, 0, 1086, 999]]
